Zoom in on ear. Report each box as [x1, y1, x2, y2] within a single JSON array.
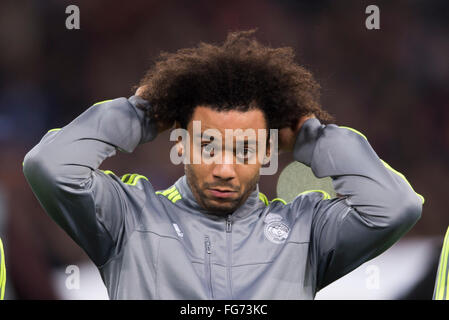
[[266, 141, 271, 158], [174, 121, 184, 156], [265, 128, 273, 158], [264, 137, 272, 164], [176, 143, 184, 157]]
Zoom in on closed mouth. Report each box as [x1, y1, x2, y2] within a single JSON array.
[[207, 188, 238, 199], [209, 188, 236, 192]]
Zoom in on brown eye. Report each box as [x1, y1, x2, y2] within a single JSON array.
[[236, 148, 255, 160], [202, 143, 215, 155]]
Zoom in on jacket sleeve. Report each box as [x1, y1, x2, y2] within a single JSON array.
[[433, 226, 449, 300], [22, 96, 158, 266], [292, 118, 424, 291]]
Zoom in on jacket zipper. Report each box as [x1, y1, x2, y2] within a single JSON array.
[[226, 215, 233, 298], [226, 215, 232, 232], [204, 235, 214, 299]]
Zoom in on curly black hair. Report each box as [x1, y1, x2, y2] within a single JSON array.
[[137, 29, 334, 130]]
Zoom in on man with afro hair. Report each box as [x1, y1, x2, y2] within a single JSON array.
[[23, 30, 423, 299]]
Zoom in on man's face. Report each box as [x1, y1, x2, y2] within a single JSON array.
[[183, 106, 269, 216]]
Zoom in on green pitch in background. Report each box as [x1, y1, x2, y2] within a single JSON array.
[[277, 161, 336, 202]]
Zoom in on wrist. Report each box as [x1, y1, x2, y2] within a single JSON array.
[[292, 118, 324, 166], [128, 95, 158, 144]]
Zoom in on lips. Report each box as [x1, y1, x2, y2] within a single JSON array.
[[211, 188, 235, 192], [207, 188, 237, 199]]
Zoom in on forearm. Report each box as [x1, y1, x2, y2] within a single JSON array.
[[23, 96, 157, 181]]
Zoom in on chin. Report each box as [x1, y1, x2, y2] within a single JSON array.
[[204, 200, 238, 216]]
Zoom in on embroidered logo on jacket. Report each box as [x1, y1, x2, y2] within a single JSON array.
[[264, 214, 290, 244]]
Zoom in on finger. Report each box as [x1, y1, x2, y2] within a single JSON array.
[[135, 87, 145, 96], [135, 85, 150, 97]]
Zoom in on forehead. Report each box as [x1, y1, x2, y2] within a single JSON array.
[[188, 106, 267, 134]]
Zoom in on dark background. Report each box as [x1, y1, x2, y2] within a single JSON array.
[[0, 0, 448, 299]]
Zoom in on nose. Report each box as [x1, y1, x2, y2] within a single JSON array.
[[212, 162, 236, 181]]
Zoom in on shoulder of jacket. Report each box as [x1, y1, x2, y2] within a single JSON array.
[[99, 170, 152, 193], [260, 190, 331, 209], [155, 185, 182, 204], [288, 189, 333, 212]]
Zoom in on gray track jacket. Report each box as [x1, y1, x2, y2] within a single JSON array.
[[22, 96, 423, 299]]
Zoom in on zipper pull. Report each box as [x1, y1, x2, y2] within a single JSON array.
[[226, 215, 232, 233], [205, 236, 211, 254]]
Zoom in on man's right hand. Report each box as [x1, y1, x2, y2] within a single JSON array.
[[135, 86, 174, 134]]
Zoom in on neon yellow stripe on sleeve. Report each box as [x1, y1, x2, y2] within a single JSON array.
[[128, 175, 149, 186], [101, 170, 115, 176], [155, 186, 182, 203], [381, 160, 425, 204], [167, 190, 180, 201], [0, 238, 6, 300], [121, 174, 131, 183], [93, 99, 113, 106], [126, 174, 139, 185], [259, 192, 269, 206], [159, 186, 177, 196], [436, 227, 449, 300], [339, 126, 424, 205], [339, 126, 368, 140], [271, 198, 287, 205], [171, 194, 182, 203], [298, 189, 331, 200]]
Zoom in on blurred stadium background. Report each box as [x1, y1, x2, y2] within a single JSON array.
[[0, 0, 448, 299]]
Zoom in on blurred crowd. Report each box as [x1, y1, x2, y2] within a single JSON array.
[[0, 0, 448, 299]]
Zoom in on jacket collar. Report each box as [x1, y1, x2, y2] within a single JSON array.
[[174, 175, 264, 220]]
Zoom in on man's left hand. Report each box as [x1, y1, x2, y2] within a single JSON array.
[[278, 114, 316, 153]]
